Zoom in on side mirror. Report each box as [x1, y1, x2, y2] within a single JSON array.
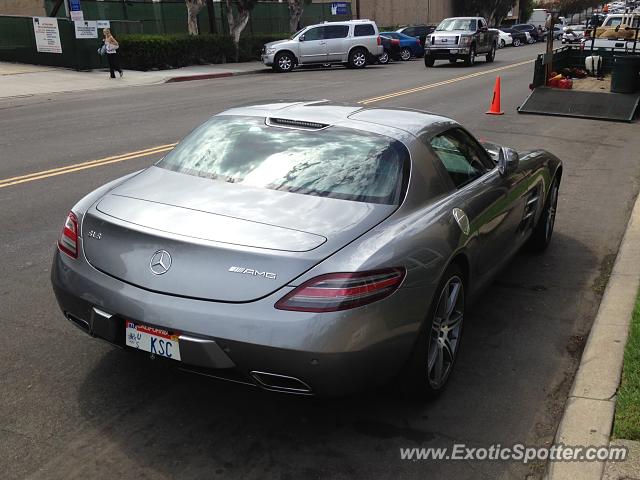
[[498, 147, 519, 176], [299, 35, 305, 42]]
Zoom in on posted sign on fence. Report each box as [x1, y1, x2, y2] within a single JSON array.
[[33, 17, 62, 54], [331, 2, 349, 15], [74, 20, 98, 39]]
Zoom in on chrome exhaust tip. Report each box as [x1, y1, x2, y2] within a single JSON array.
[[250, 371, 313, 395]]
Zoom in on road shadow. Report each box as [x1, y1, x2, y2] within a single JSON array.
[[75, 231, 598, 479]]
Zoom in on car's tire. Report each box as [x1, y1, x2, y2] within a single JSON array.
[[463, 45, 475, 66], [400, 48, 412, 61], [486, 43, 496, 62], [273, 52, 295, 73], [378, 51, 390, 64], [499, 39, 506, 48], [528, 37, 536, 44], [424, 55, 435, 67], [527, 177, 560, 252], [399, 263, 466, 400], [348, 48, 368, 69], [513, 38, 521, 47]]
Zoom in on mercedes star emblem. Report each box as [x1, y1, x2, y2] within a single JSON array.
[[149, 249, 172, 275]]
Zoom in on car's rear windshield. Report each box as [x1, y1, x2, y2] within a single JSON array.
[[436, 19, 476, 31], [157, 115, 409, 205]]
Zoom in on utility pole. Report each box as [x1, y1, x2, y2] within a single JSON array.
[[355, 0, 360, 19]]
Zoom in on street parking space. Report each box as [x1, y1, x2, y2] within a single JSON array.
[[2, 40, 640, 480]]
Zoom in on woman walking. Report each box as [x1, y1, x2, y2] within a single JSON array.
[[103, 28, 123, 79]]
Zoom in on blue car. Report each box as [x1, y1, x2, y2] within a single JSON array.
[[380, 31, 423, 60]]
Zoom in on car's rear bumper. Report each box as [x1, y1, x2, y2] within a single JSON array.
[[51, 248, 426, 396]]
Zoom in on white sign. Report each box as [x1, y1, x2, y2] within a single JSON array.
[[97, 20, 110, 29], [74, 20, 98, 39], [70, 10, 84, 22], [33, 17, 62, 54]]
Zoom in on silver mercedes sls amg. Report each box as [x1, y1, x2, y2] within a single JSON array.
[[51, 101, 562, 397]]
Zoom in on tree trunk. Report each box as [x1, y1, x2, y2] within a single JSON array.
[[185, 0, 205, 35], [287, 0, 304, 33], [226, 0, 252, 62]]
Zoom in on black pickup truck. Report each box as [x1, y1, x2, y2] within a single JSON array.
[[424, 17, 499, 67]]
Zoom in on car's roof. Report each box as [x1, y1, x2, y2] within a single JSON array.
[[217, 101, 456, 137]]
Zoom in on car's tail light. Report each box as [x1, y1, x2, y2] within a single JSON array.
[[58, 211, 79, 259], [377, 35, 382, 45], [392, 39, 400, 46], [275, 268, 405, 313], [416, 38, 421, 45]]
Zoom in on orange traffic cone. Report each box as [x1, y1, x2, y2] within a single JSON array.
[[486, 76, 504, 115]]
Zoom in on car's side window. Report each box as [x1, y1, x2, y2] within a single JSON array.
[[325, 25, 349, 39], [354, 24, 376, 37], [303, 27, 324, 41], [429, 129, 491, 189], [403, 27, 416, 36], [479, 19, 486, 30]]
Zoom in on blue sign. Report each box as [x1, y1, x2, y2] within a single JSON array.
[[331, 2, 348, 15], [69, 0, 81, 12]]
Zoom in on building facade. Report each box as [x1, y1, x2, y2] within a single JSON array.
[[356, 0, 455, 26], [0, 0, 45, 16]]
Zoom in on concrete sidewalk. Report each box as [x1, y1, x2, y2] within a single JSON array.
[[0, 61, 266, 99], [546, 184, 640, 479]]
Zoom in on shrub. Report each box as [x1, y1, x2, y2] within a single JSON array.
[[118, 33, 287, 70]]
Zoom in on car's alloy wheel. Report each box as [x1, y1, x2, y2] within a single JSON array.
[[499, 39, 506, 48], [349, 49, 367, 68], [378, 52, 389, 64], [545, 181, 559, 243], [486, 44, 496, 62], [427, 275, 464, 389], [274, 52, 294, 73], [513, 38, 521, 47], [464, 46, 475, 66], [527, 177, 560, 252], [399, 263, 465, 399], [400, 48, 412, 61]]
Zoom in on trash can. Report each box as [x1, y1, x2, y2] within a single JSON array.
[[611, 55, 640, 93]]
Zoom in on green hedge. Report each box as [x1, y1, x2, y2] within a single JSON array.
[[118, 33, 287, 71]]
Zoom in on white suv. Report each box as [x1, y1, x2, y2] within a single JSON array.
[[261, 20, 384, 72]]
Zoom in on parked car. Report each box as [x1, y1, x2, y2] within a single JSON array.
[[424, 17, 499, 67], [552, 26, 564, 40], [562, 24, 586, 43], [261, 19, 383, 72], [499, 27, 527, 46], [492, 29, 513, 48], [396, 24, 437, 46], [51, 101, 563, 398], [380, 31, 423, 60], [378, 35, 402, 64], [512, 23, 543, 42]]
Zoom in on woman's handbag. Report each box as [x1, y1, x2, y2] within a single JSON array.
[[97, 44, 107, 56]]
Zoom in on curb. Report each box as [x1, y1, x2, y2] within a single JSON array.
[[545, 189, 640, 479], [164, 69, 265, 83]]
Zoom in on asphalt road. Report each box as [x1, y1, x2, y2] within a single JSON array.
[[2, 43, 640, 480]]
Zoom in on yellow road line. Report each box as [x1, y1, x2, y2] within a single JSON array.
[[357, 59, 533, 104], [1, 58, 534, 189], [0, 144, 175, 189]]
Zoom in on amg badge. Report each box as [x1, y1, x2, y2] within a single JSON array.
[[228, 266, 277, 280]]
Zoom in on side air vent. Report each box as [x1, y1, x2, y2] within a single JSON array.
[[266, 117, 330, 130], [521, 186, 541, 232]]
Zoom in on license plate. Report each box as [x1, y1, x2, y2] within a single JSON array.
[[125, 320, 181, 361], [450, 49, 458, 53]]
